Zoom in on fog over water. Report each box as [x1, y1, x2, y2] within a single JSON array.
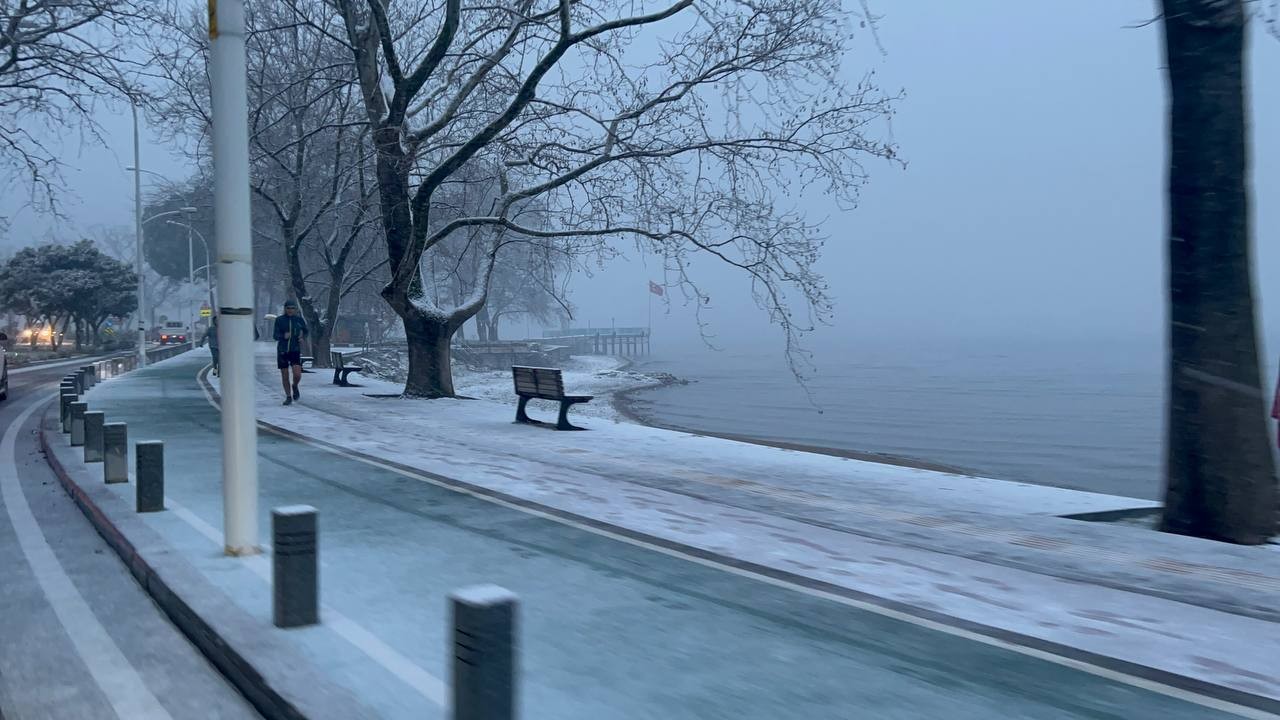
[[567, 3, 1280, 498]]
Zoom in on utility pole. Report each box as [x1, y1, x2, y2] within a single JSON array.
[[186, 212, 195, 337], [209, 0, 259, 556], [132, 101, 146, 368]]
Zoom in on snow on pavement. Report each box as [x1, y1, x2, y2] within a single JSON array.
[[191, 348, 1280, 702]]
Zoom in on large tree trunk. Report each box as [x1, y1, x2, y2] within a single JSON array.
[[50, 315, 64, 350], [1159, 0, 1277, 543], [475, 306, 491, 342], [401, 308, 455, 398]]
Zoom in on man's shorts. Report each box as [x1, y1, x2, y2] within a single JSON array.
[[277, 350, 302, 369]]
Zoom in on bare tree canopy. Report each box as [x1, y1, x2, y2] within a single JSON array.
[[0, 0, 158, 215], [308, 0, 898, 396]]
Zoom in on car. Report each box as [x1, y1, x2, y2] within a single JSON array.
[[159, 321, 190, 345]]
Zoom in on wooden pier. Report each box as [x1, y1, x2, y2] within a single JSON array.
[[541, 328, 650, 357]]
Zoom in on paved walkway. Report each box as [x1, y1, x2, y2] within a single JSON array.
[[0, 359, 257, 719], [44, 349, 1280, 719]]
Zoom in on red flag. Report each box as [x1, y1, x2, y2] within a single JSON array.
[[648, 281, 664, 297]]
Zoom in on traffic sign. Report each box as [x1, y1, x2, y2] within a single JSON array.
[[200, 308, 212, 318]]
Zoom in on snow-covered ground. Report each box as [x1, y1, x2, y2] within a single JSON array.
[[358, 349, 676, 423]]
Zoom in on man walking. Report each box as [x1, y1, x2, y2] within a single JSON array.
[[200, 315, 220, 376], [273, 299, 308, 405]]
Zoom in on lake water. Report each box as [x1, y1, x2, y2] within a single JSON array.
[[624, 336, 1280, 501]]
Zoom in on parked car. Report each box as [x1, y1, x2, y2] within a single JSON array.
[[159, 321, 189, 345]]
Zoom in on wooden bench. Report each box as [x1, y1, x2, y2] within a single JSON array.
[[512, 366, 592, 431], [300, 355, 316, 373], [330, 351, 363, 386]]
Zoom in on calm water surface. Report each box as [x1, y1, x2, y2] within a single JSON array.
[[625, 336, 1279, 501]]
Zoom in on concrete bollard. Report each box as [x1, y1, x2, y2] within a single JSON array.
[[69, 402, 87, 446], [83, 412, 105, 463], [81, 365, 96, 388], [103, 423, 128, 484], [272, 506, 319, 628], [450, 585, 518, 720], [73, 370, 85, 394], [136, 441, 164, 512], [60, 391, 76, 433]]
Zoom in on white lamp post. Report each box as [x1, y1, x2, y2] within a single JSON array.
[[209, 0, 259, 556]]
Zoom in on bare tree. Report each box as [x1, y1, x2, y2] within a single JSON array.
[[1159, 0, 1277, 543], [0, 0, 157, 217], [320, 0, 896, 397], [149, 1, 384, 364]]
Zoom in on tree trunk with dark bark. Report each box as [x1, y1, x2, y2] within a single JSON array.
[[1159, 0, 1278, 543], [402, 308, 456, 398]]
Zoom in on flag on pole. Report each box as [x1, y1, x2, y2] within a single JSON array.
[[648, 281, 664, 297]]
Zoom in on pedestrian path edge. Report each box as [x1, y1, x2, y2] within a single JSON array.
[[38, 407, 378, 720]]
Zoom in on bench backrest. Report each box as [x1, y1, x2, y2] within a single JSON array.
[[330, 351, 345, 369], [512, 366, 564, 399]]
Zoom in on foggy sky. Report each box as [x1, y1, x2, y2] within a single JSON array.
[[575, 2, 1280, 355], [3, 2, 1279, 358]]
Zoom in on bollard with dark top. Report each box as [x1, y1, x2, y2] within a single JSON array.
[[102, 423, 128, 484], [272, 506, 318, 628], [69, 402, 87, 446], [60, 391, 76, 433], [450, 585, 518, 720], [83, 412, 105, 463], [135, 441, 164, 512]]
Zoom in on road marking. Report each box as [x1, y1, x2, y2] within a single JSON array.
[[166, 488, 449, 707], [194, 365, 1278, 719], [1, 394, 173, 720]]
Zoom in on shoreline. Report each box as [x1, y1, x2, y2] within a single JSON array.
[[363, 347, 977, 477], [609, 372, 977, 477]]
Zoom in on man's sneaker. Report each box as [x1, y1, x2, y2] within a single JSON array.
[[292, 386, 300, 401], [283, 397, 293, 406]]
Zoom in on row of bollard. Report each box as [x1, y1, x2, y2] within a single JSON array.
[[57, 357, 519, 719]]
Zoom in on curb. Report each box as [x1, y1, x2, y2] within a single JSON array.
[[200, 371, 1280, 718], [38, 405, 375, 720]]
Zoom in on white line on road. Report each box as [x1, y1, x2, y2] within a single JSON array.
[[0, 393, 174, 720], [164, 495, 448, 707]]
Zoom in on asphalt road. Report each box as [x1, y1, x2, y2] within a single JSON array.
[[0, 359, 258, 720]]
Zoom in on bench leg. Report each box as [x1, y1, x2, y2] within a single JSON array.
[[516, 396, 532, 424], [556, 400, 584, 431], [332, 369, 342, 385]]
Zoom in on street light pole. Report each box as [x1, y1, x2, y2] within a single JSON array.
[[209, 0, 259, 556], [168, 221, 215, 314], [186, 214, 195, 337], [132, 101, 146, 368]]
